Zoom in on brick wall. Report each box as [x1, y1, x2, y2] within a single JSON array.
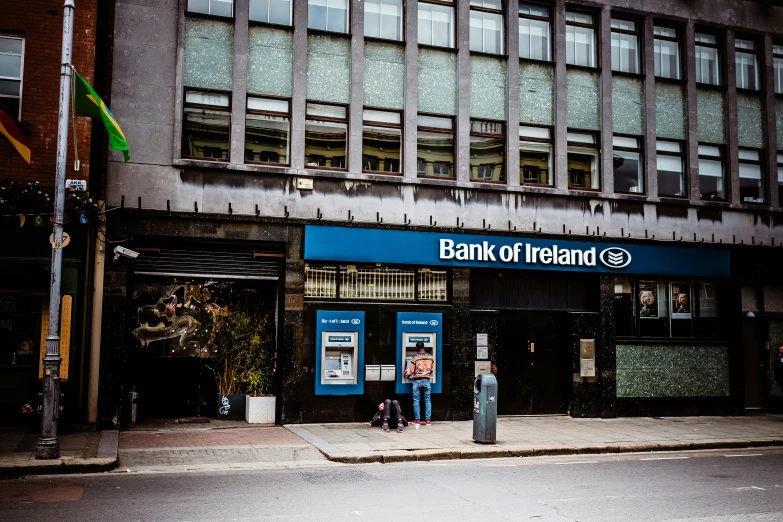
[[0, 0, 97, 185]]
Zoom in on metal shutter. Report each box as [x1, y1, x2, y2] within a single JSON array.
[[133, 245, 281, 280]]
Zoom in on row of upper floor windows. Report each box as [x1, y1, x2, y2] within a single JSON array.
[[183, 90, 783, 206], [186, 0, 783, 93]]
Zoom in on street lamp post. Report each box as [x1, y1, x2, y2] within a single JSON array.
[[37, 0, 75, 460]]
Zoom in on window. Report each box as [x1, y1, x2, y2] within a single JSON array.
[[245, 97, 290, 165], [565, 11, 596, 67], [656, 140, 685, 197], [304, 264, 449, 302], [470, 120, 505, 182], [417, 114, 455, 178], [418, 1, 455, 48], [735, 38, 760, 91], [469, 0, 504, 55], [613, 136, 643, 193], [778, 153, 783, 205], [0, 35, 23, 119], [653, 25, 680, 80], [249, 0, 291, 25], [610, 18, 640, 74], [365, 0, 403, 40], [187, 0, 233, 16], [774, 45, 783, 95], [362, 109, 402, 174], [518, 3, 551, 61], [182, 90, 231, 160], [615, 277, 720, 339], [695, 32, 720, 86], [738, 149, 765, 203], [698, 144, 725, 201], [308, 0, 349, 33], [519, 125, 552, 185], [567, 132, 599, 190], [305, 103, 348, 169]]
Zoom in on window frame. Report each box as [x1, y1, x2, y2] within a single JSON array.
[[518, 2, 552, 63], [774, 43, 783, 95], [304, 101, 350, 171], [737, 147, 766, 204], [248, 0, 293, 26], [565, 9, 598, 69], [364, 0, 405, 42], [612, 134, 644, 195], [469, 0, 506, 56], [610, 16, 641, 75], [697, 143, 727, 202], [0, 34, 24, 120], [735, 36, 761, 92], [694, 30, 722, 87], [244, 95, 292, 167], [655, 139, 687, 198], [653, 22, 681, 81], [417, 0, 457, 50], [566, 129, 600, 191], [307, 0, 350, 34], [469, 118, 506, 183], [417, 112, 456, 179], [777, 152, 783, 207], [186, 0, 235, 18], [361, 107, 404, 175], [182, 88, 233, 162], [519, 124, 554, 186]]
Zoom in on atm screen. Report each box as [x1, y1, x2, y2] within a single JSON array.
[[325, 357, 341, 371]]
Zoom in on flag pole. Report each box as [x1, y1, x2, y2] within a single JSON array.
[[37, 0, 75, 460]]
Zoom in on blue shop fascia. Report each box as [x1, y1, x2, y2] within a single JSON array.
[[298, 224, 738, 422]]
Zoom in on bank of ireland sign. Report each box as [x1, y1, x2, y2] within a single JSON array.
[[304, 226, 731, 278]]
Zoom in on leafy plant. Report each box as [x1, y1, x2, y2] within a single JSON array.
[[0, 180, 99, 223]]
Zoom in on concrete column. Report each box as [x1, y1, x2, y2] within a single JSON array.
[[86, 203, 106, 424], [725, 30, 740, 205], [171, 0, 188, 161], [643, 16, 658, 198], [290, 0, 309, 170], [763, 35, 779, 208], [404, 0, 419, 178], [599, 6, 614, 194], [456, 0, 471, 182], [506, 0, 520, 186], [553, 0, 568, 190], [685, 22, 700, 202], [230, 0, 249, 165], [348, 1, 365, 174]]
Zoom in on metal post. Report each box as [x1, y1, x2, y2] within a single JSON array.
[[37, 0, 75, 460]]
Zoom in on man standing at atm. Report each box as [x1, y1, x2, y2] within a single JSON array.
[[406, 341, 435, 426]]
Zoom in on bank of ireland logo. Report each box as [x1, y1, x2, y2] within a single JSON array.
[[351, 318, 361, 325], [430, 319, 439, 326], [599, 247, 632, 269]]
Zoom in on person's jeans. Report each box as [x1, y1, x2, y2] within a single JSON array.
[[411, 379, 432, 421], [382, 399, 402, 422]]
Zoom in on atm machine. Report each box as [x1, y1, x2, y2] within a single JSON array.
[[396, 312, 443, 394], [315, 311, 365, 395]]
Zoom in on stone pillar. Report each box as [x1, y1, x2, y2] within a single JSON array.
[[450, 268, 473, 420], [280, 225, 305, 424], [598, 275, 617, 418]]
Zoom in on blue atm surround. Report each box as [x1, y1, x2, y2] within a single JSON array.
[[315, 310, 365, 396], [395, 312, 443, 394]]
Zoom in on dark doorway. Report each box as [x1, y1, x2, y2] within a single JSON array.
[[743, 317, 764, 410], [496, 311, 571, 415]]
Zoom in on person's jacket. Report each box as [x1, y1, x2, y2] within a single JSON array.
[[406, 353, 434, 380]]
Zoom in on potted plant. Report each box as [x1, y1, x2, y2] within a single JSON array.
[[243, 336, 275, 424]]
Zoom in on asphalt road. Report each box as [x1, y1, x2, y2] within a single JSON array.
[[2, 447, 783, 522]]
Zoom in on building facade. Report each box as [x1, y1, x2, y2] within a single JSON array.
[[100, 0, 783, 426], [0, 0, 105, 428]]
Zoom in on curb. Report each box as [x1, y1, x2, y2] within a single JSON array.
[[0, 457, 118, 479], [324, 439, 783, 464]]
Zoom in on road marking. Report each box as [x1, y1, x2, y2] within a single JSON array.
[[724, 454, 763, 457], [554, 461, 598, 465], [639, 456, 689, 461], [485, 464, 517, 467], [731, 486, 766, 491]]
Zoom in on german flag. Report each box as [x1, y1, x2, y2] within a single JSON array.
[[0, 104, 31, 164]]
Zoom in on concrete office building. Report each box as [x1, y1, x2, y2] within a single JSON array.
[[98, 0, 783, 426]]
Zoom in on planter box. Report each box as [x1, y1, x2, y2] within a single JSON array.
[[246, 396, 276, 424], [216, 393, 246, 421]]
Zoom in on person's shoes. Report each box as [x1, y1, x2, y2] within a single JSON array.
[[382, 420, 390, 432], [425, 421, 432, 426], [397, 421, 405, 432]]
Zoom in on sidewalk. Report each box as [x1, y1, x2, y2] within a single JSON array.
[[0, 429, 118, 478], [287, 415, 783, 464]]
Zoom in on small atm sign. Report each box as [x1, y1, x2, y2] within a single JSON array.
[[409, 336, 431, 343], [327, 336, 352, 343]]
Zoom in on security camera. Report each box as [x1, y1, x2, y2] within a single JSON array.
[[113, 245, 140, 261]]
